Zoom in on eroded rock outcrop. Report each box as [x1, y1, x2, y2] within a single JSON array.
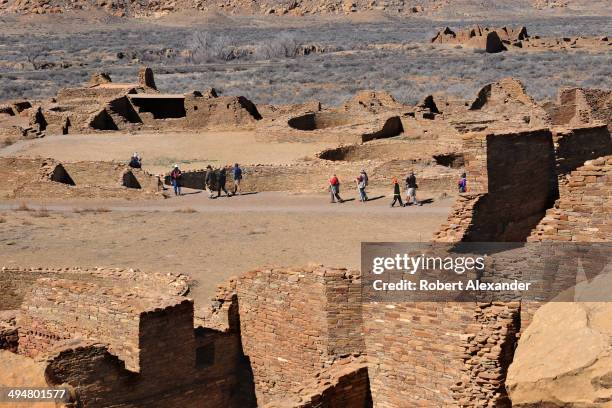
[[507, 302, 612, 407]]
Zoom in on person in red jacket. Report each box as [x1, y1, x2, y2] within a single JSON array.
[[329, 174, 344, 203]]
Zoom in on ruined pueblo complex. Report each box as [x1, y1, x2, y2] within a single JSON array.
[[1, 3, 612, 407]]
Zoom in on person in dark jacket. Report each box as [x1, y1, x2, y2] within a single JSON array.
[[217, 166, 229, 197], [232, 163, 243, 195], [170, 164, 182, 196], [405, 171, 420, 206], [205, 165, 216, 198], [390, 177, 404, 207], [128, 152, 141, 169]]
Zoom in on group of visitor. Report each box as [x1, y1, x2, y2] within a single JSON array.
[[130, 154, 468, 202], [329, 171, 468, 206], [170, 163, 243, 197]]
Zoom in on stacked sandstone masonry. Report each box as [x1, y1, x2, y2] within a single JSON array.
[[362, 300, 520, 407], [529, 155, 612, 242], [1, 263, 539, 407], [0, 267, 250, 408], [217, 266, 365, 404], [434, 128, 557, 242], [545, 87, 612, 131]]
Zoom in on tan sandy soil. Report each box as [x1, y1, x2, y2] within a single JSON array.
[[1, 131, 337, 174], [0, 191, 453, 304], [0, 350, 62, 407]]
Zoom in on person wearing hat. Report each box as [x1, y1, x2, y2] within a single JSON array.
[[129, 152, 142, 169], [205, 165, 216, 198], [170, 164, 182, 196], [390, 176, 404, 207], [405, 171, 420, 206], [217, 165, 230, 198], [356, 169, 368, 202]]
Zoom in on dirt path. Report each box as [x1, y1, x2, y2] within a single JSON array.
[[0, 192, 453, 306], [0, 131, 337, 174], [0, 190, 452, 214]]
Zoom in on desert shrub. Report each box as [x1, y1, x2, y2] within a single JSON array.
[[189, 31, 242, 63], [252, 33, 300, 59]]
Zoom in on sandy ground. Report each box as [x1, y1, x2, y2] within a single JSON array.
[[0, 191, 453, 305], [0, 351, 63, 408], [1, 130, 337, 174]]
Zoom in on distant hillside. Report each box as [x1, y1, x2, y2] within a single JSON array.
[[1, 0, 610, 18]]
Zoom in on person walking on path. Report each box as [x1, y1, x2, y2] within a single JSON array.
[[170, 164, 182, 196], [232, 163, 243, 196], [390, 177, 404, 207], [217, 166, 230, 198], [405, 171, 420, 206], [458, 172, 467, 193], [329, 174, 344, 203], [205, 165, 216, 198], [356, 170, 368, 202]]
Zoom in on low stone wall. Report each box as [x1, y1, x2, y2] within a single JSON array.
[[264, 357, 371, 408], [0, 157, 161, 199], [165, 161, 460, 194]]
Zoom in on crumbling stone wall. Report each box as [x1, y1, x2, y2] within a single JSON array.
[[264, 356, 371, 408], [184, 94, 262, 128], [363, 301, 520, 407], [16, 277, 189, 370], [0, 158, 161, 199], [546, 88, 612, 130], [529, 155, 612, 243], [228, 266, 364, 404], [435, 129, 558, 242], [552, 124, 612, 182], [469, 78, 550, 128], [1, 267, 243, 408]]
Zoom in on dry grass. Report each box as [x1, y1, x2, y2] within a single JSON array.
[[31, 207, 50, 217], [174, 207, 198, 213], [1, 137, 16, 148], [15, 202, 31, 211], [73, 207, 112, 214]]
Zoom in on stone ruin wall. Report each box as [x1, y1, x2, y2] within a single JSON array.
[[205, 266, 523, 408], [529, 155, 612, 243], [435, 123, 611, 243], [0, 267, 244, 408], [364, 301, 520, 407], [546, 88, 612, 130], [1, 263, 532, 407], [262, 356, 371, 408], [0, 157, 161, 199], [552, 124, 612, 183], [435, 128, 557, 242], [165, 161, 459, 195], [223, 266, 364, 405]]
